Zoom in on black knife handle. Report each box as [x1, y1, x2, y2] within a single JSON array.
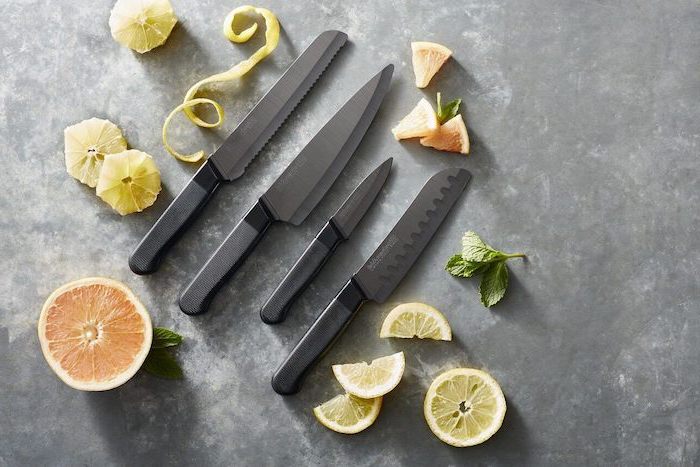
[[129, 161, 224, 275], [260, 222, 344, 325], [271, 279, 366, 395], [179, 199, 273, 315]]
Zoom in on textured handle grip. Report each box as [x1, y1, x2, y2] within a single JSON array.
[[179, 200, 272, 315], [261, 222, 343, 324], [271, 279, 366, 395], [129, 161, 222, 275]]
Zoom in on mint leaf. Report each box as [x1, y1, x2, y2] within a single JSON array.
[[447, 231, 526, 307], [446, 255, 489, 277], [479, 261, 509, 307], [152, 327, 182, 348], [143, 348, 183, 379], [462, 231, 503, 262], [436, 92, 462, 124]]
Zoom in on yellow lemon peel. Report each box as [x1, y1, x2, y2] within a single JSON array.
[[162, 5, 280, 162]]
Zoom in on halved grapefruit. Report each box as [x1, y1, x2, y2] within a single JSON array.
[[420, 114, 470, 154], [411, 41, 452, 88], [38, 277, 152, 391]]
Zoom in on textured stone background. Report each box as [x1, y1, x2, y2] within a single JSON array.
[[1, 0, 699, 465]]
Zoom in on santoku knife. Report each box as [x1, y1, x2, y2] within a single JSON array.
[[271, 167, 471, 395], [129, 30, 348, 275], [179, 65, 394, 315], [260, 157, 393, 325]]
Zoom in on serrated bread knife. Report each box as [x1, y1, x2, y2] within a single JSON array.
[[178, 65, 394, 315], [271, 168, 471, 395], [129, 30, 348, 275], [260, 158, 392, 324]]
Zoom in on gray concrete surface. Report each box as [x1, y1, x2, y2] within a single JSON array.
[[1, 0, 699, 465]]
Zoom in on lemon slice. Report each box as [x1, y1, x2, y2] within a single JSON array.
[[424, 368, 506, 447], [64, 118, 127, 188], [96, 149, 161, 215], [313, 393, 382, 434], [392, 98, 439, 140], [332, 352, 405, 399], [380, 303, 452, 340], [109, 0, 178, 54], [411, 41, 452, 88], [420, 114, 470, 155]]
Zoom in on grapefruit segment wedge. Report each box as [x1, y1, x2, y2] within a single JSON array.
[[411, 41, 452, 88], [38, 277, 152, 391], [420, 114, 470, 154], [392, 98, 439, 140]]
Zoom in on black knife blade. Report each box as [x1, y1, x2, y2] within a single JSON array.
[[271, 168, 471, 394], [178, 65, 394, 315], [128, 30, 347, 275], [260, 157, 393, 324]]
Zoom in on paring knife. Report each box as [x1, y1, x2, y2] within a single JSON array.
[[178, 65, 395, 316], [128, 30, 348, 275], [260, 158, 393, 324], [271, 167, 471, 395]]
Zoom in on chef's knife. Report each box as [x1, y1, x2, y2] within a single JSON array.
[[271, 167, 471, 395], [260, 158, 392, 325], [129, 30, 348, 275], [179, 65, 394, 315]]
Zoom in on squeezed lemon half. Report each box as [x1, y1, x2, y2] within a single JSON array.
[[109, 0, 178, 54], [64, 118, 127, 188], [424, 368, 506, 447], [96, 149, 161, 215]]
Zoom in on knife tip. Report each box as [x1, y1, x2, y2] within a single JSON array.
[[322, 30, 348, 43]]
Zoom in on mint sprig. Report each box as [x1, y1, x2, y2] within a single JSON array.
[[143, 327, 184, 379], [446, 231, 525, 307], [436, 92, 462, 124]]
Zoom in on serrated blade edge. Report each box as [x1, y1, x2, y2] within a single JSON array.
[[210, 30, 347, 180]]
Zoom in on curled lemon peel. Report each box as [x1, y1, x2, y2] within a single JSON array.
[[162, 5, 280, 162]]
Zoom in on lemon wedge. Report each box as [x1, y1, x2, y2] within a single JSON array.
[[64, 118, 127, 188], [109, 0, 177, 54], [332, 352, 405, 399], [380, 303, 452, 340], [424, 368, 506, 447], [420, 114, 470, 155], [411, 41, 452, 88], [313, 393, 382, 434], [96, 149, 161, 215], [392, 98, 439, 140]]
